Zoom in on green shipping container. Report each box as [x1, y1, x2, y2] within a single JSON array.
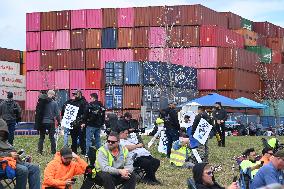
[[241, 18, 253, 31], [263, 100, 284, 117], [246, 46, 272, 63]]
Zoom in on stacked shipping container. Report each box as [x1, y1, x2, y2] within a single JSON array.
[[26, 4, 284, 125]]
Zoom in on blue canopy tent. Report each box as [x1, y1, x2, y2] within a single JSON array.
[[235, 97, 268, 109], [180, 93, 249, 108]]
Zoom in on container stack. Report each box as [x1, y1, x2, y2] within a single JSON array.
[[0, 48, 25, 109]]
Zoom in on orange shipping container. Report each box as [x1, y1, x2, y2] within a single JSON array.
[[134, 27, 149, 47], [234, 28, 258, 46], [20, 63, 26, 75], [86, 29, 102, 48], [102, 8, 117, 28], [123, 86, 142, 109], [118, 28, 133, 48], [134, 7, 150, 27]]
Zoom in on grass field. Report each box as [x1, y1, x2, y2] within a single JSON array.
[[12, 135, 284, 189]]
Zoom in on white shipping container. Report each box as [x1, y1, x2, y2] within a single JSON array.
[[0, 87, 25, 101], [0, 61, 20, 75], [0, 74, 25, 88]]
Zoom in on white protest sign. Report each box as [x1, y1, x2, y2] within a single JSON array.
[[193, 118, 213, 145], [192, 149, 202, 163], [61, 104, 79, 129], [158, 128, 167, 154]]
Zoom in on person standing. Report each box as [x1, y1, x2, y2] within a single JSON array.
[[37, 90, 61, 155], [62, 90, 88, 155], [161, 101, 180, 158], [0, 92, 21, 145], [82, 93, 105, 156], [212, 102, 227, 147]]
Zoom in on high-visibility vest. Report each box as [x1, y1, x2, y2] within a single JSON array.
[[240, 159, 261, 178], [170, 146, 190, 167], [94, 146, 128, 175], [268, 138, 277, 149], [156, 118, 164, 125]]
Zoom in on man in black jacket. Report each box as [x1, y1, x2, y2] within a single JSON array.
[[212, 102, 227, 147], [62, 90, 88, 155], [82, 93, 105, 156], [161, 101, 180, 158], [0, 92, 21, 145]]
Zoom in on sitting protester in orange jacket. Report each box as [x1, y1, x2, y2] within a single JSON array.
[[42, 146, 88, 189]]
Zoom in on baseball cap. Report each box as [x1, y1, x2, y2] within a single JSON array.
[[274, 149, 284, 158], [60, 147, 73, 158]]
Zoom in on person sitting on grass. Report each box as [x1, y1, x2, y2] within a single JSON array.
[[42, 146, 88, 189], [260, 147, 274, 165], [0, 118, 41, 189], [240, 148, 262, 178], [192, 163, 239, 189]]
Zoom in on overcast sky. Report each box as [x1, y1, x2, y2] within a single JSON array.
[[0, 0, 284, 50]]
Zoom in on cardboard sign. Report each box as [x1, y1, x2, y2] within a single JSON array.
[[193, 118, 213, 145], [61, 104, 79, 129]]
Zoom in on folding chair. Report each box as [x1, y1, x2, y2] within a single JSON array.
[[234, 156, 254, 189], [0, 160, 16, 189], [187, 177, 197, 189], [133, 166, 146, 183]]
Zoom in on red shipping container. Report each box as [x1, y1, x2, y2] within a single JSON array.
[[149, 27, 166, 48], [86, 29, 101, 48], [272, 50, 282, 64], [0, 48, 20, 63], [26, 91, 39, 110], [56, 50, 71, 70], [133, 48, 149, 62], [200, 25, 244, 48], [26, 51, 40, 71], [277, 26, 284, 38], [56, 10, 71, 30], [86, 49, 101, 69], [134, 7, 150, 27], [26, 71, 55, 90], [71, 10, 87, 29], [266, 38, 284, 52], [253, 22, 278, 37], [118, 28, 133, 48], [26, 12, 41, 32], [41, 71, 55, 90], [257, 34, 267, 46], [26, 32, 40, 51], [86, 70, 104, 89], [166, 6, 182, 26], [170, 48, 184, 65], [41, 31, 55, 50], [71, 29, 86, 49], [263, 64, 284, 80], [198, 69, 217, 90], [70, 70, 86, 89], [123, 86, 142, 109], [102, 8, 117, 28], [134, 27, 149, 47], [183, 47, 200, 67], [149, 6, 165, 27], [182, 26, 200, 47], [55, 30, 70, 50], [199, 47, 217, 68], [117, 49, 133, 62], [41, 11, 57, 31], [70, 50, 85, 69], [55, 70, 70, 89], [40, 51, 57, 70], [101, 49, 118, 69], [169, 26, 182, 47], [86, 9, 102, 28], [219, 12, 242, 30], [117, 8, 134, 28]]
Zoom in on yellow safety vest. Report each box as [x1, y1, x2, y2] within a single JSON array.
[[240, 160, 261, 178], [93, 146, 128, 177], [170, 146, 189, 167], [156, 118, 164, 125], [268, 138, 277, 149]]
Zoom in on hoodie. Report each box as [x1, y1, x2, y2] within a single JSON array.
[[192, 163, 224, 189], [42, 152, 88, 189], [0, 119, 17, 157], [0, 99, 21, 122]]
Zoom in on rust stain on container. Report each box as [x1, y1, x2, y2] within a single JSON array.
[[102, 8, 117, 28], [56, 50, 71, 70], [86, 29, 102, 48], [71, 29, 86, 49], [86, 49, 101, 69], [134, 27, 149, 47], [134, 7, 150, 27], [123, 86, 142, 109], [41, 11, 57, 31], [56, 10, 70, 30], [182, 26, 200, 47], [118, 28, 133, 48], [149, 6, 165, 26], [133, 48, 148, 61]]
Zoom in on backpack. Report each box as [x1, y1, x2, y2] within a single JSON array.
[[6, 101, 21, 122]]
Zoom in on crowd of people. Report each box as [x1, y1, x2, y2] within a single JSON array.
[[0, 90, 284, 189]]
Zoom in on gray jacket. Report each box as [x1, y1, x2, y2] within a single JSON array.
[[0, 99, 21, 122], [42, 99, 60, 124], [96, 144, 133, 175]]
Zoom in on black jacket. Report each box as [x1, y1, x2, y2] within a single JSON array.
[[212, 108, 227, 125], [161, 107, 180, 130], [191, 112, 210, 136], [0, 99, 21, 122], [83, 100, 105, 127], [61, 97, 88, 123], [35, 94, 49, 130]]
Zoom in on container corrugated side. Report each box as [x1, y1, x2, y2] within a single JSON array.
[[55, 30, 70, 50], [86, 49, 101, 69], [41, 31, 55, 50], [118, 28, 133, 48], [102, 8, 117, 28], [71, 29, 86, 49], [117, 8, 134, 28], [56, 50, 71, 70], [197, 69, 217, 90], [54, 70, 70, 89], [86, 29, 101, 48], [26, 12, 40, 31], [69, 70, 86, 89], [25, 91, 39, 110], [102, 28, 117, 49], [26, 51, 40, 71], [86, 9, 102, 28], [124, 61, 142, 84], [41, 11, 57, 31], [26, 32, 40, 51], [123, 86, 142, 109], [71, 10, 87, 29]]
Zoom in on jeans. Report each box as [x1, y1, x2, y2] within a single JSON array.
[[86, 126, 101, 155], [64, 127, 70, 146], [15, 162, 41, 189], [38, 123, 56, 154], [6, 120, 16, 145], [165, 127, 179, 158]]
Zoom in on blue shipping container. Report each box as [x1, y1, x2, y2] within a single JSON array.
[[102, 28, 117, 49], [124, 61, 142, 84], [170, 64, 197, 89], [55, 90, 69, 109], [143, 61, 169, 85], [105, 86, 123, 109], [105, 62, 124, 85], [143, 86, 161, 110]]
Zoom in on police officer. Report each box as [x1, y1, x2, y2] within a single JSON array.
[[161, 101, 180, 158], [212, 102, 227, 147]]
